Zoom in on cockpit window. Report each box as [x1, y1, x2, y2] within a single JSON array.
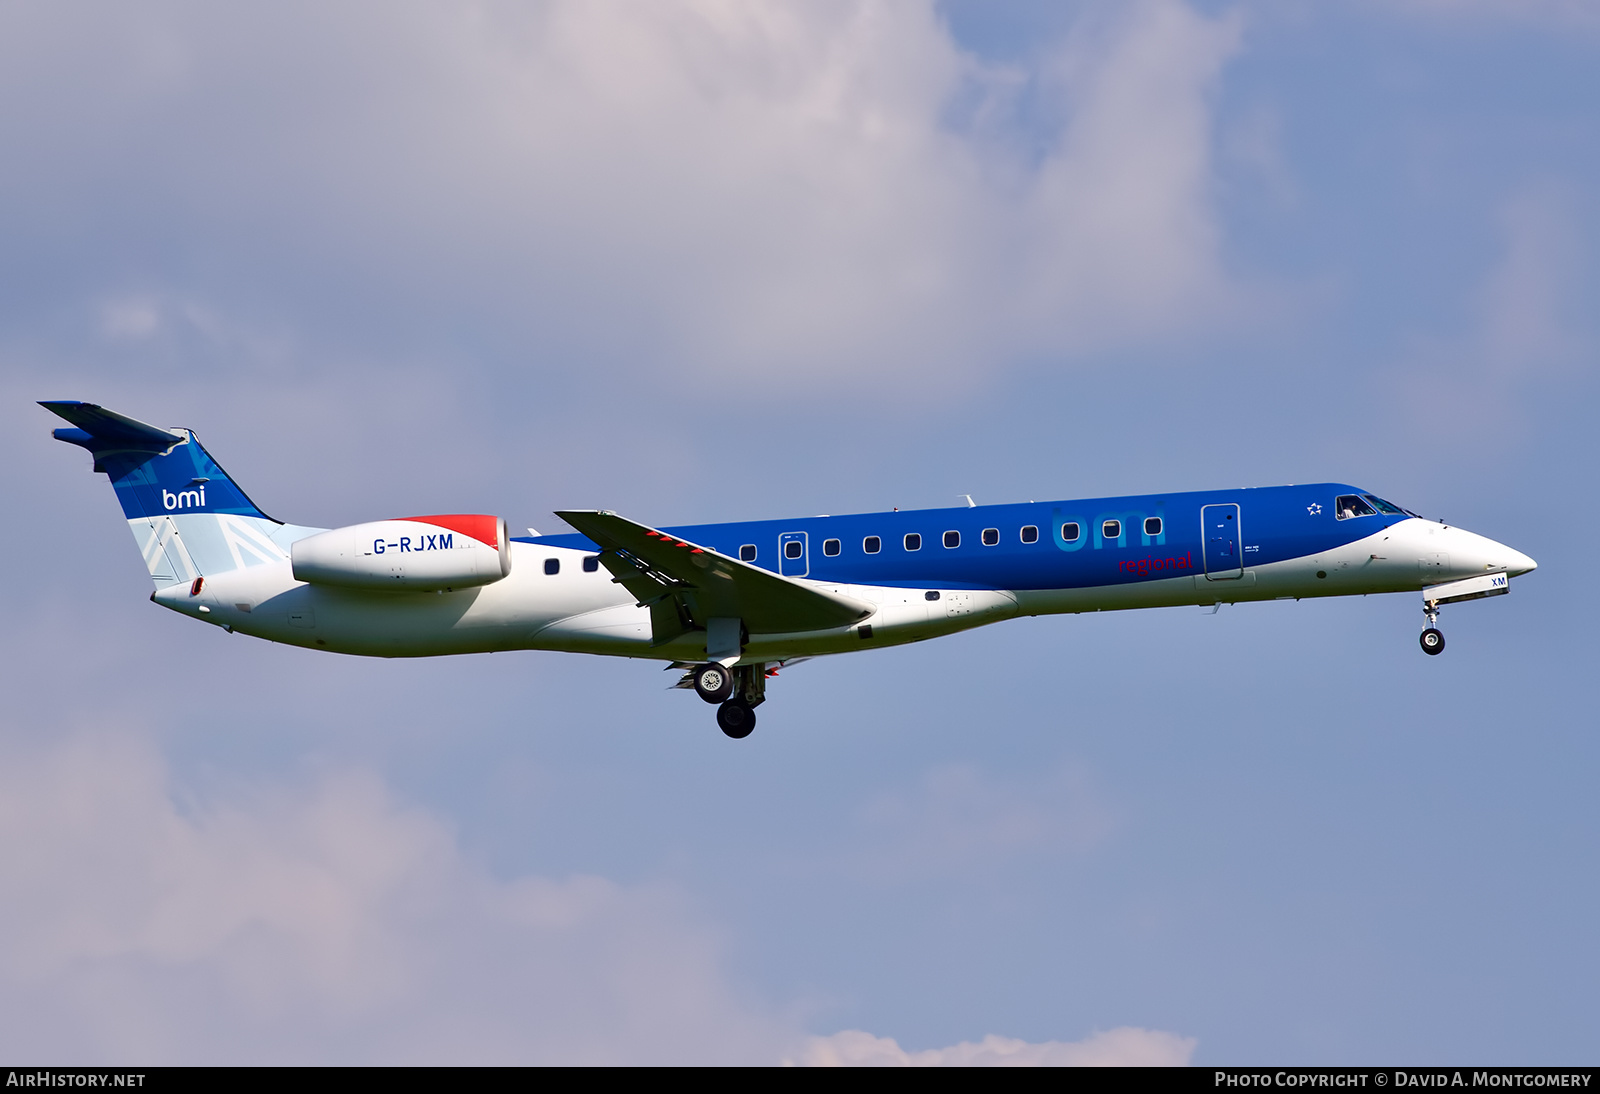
[[1362, 494, 1406, 516], [1335, 495, 1378, 520]]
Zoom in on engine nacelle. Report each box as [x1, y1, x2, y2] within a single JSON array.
[[291, 514, 511, 591]]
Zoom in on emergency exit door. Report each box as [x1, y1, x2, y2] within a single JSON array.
[[778, 531, 809, 577]]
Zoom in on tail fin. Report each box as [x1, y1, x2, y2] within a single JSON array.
[[43, 401, 293, 588]]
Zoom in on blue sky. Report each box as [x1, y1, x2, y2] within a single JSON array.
[[1, 0, 1596, 1064]]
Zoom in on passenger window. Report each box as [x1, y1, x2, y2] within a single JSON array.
[[739, 544, 757, 561], [823, 538, 841, 556], [784, 540, 804, 559], [1335, 495, 1378, 520], [904, 533, 921, 551], [943, 530, 960, 548], [1103, 520, 1122, 539], [981, 528, 999, 546], [924, 590, 940, 601], [1061, 522, 1081, 543], [1021, 525, 1039, 544], [1144, 517, 1162, 536], [863, 536, 881, 554], [544, 558, 560, 575], [582, 556, 600, 573]]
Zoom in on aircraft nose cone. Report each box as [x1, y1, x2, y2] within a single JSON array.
[[1425, 521, 1538, 580], [1475, 530, 1536, 577]]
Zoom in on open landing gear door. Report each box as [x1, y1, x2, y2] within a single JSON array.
[[1418, 571, 1513, 656]]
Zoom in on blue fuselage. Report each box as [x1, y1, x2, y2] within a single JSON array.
[[524, 483, 1445, 595]]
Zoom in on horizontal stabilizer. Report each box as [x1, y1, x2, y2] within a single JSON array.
[[556, 509, 873, 636], [41, 401, 185, 465], [40, 399, 275, 526]]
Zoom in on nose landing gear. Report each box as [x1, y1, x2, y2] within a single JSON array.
[[1414, 571, 1519, 655], [1419, 602, 1445, 656]]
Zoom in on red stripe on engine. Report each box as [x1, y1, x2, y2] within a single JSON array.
[[396, 514, 500, 547]]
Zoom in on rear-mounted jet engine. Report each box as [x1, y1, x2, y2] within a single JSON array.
[[291, 514, 511, 590]]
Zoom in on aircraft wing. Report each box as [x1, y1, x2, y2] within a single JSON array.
[[555, 509, 873, 642]]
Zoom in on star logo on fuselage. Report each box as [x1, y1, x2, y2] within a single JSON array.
[[1307, 503, 1323, 516]]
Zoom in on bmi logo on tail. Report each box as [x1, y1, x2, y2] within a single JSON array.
[[163, 485, 206, 510]]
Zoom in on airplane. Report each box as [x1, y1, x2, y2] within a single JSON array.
[[43, 400, 1538, 739]]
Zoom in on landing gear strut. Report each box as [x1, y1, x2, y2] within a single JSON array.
[[718, 664, 769, 738], [677, 660, 770, 737], [1419, 601, 1445, 656]]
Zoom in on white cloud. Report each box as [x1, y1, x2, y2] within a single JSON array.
[[0, 0, 1246, 392], [100, 299, 162, 341], [851, 762, 1114, 881], [1479, 186, 1586, 378], [0, 733, 786, 1064], [1384, 183, 1590, 450], [790, 1026, 1197, 1066], [0, 733, 1184, 1065]]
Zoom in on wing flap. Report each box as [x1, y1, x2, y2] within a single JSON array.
[[556, 510, 872, 636]]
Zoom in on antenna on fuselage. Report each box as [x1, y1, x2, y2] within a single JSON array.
[[960, 495, 975, 508]]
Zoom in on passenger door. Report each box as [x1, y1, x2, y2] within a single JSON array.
[[1201, 503, 1244, 580]]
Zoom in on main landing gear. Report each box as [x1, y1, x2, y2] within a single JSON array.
[[684, 662, 768, 738], [716, 699, 756, 739], [691, 663, 734, 703], [1420, 601, 1445, 656]]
